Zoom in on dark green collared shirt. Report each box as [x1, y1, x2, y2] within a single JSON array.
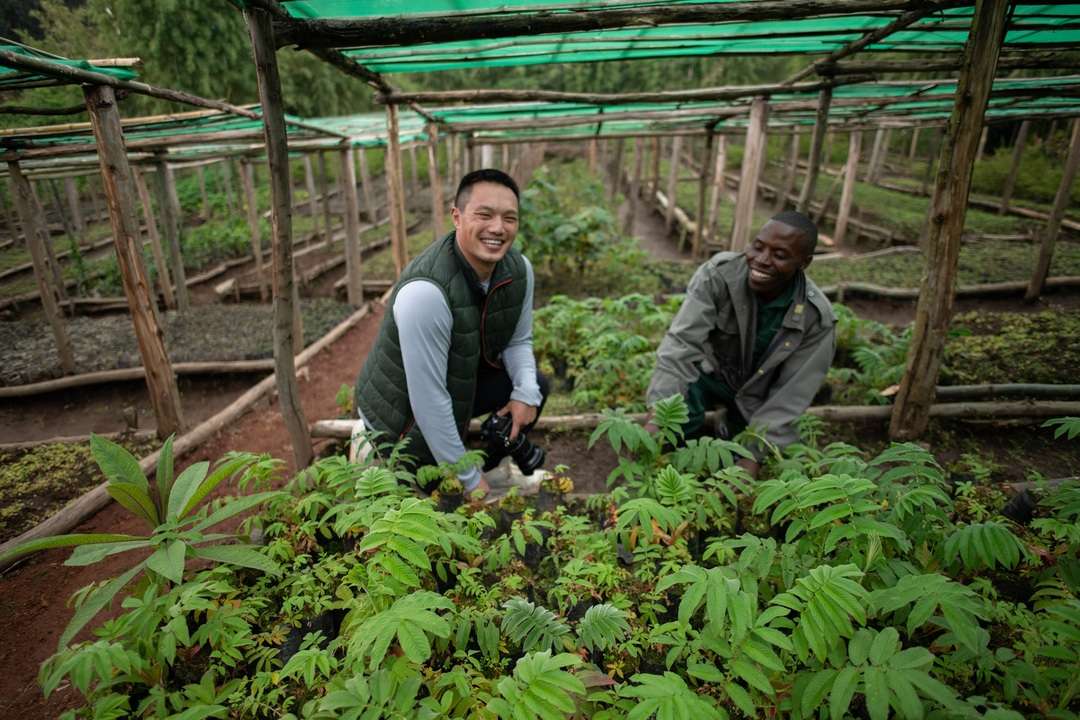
[[751, 280, 798, 370]]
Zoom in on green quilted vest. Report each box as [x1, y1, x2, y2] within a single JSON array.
[[354, 231, 528, 467]]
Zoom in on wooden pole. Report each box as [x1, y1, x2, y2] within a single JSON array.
[[796, 87, 832, 215], [303, 154, 319, 244], [650, 136, 661, 197], [386, 105, 410, 276], [609, 138, 625, 202], [133, 168, 175, 310], [889, 0, 1010, 441], [339, 147, 364, 306], [427, 123, 446, 241], [708, 135, 727, 247], [7, 160, 75, 374], [244, 6, 313, 469], [908, 127, 921, 161], [41, 181, 69, 301], [501, 143, 510, 170], [866, 128, 886, 182], [89, 179, 102, 226], [357, 146, 377, 223], [976, 126, 989, 161], [63, 176, 84, 240], [625, 136, 644, 236], [317, 150, 333, 240], [1026, 118, 1080, 302], [196, 165, 210, 220], [775, 132, 800, 212], [731, 98, 768, 252], [693, 132, 714, 258], [84, 84, 184, 437], [834, 132, 863, 246], [664, 135, 683, 232], [239, 159, 268, 302], [408, 142, 420, 195], [154, 161, 190, 312], [588, 139, 598, 172], [999, 120, 1030, 214], [221, 158, 237, 216]]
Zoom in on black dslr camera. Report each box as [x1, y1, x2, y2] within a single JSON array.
[[479, 413, 546, 475]]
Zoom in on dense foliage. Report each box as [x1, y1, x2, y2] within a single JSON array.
[[17, 408, 1080, 719]]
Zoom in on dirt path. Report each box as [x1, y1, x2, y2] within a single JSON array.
[[624, 199, 693, 263], [0, 304, 384, 719]]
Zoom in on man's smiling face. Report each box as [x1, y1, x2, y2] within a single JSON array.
[[452, 181, 519, 280], [743, 219, 813, 301]]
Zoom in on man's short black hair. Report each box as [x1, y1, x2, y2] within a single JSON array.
[[770, 210, 818, 257], [454, 169, 520, 210]]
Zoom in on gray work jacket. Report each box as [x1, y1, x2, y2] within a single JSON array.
[[647, 252, 836, 459]]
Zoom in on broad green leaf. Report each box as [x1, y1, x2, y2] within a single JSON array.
[[0, 533, 142, 566], [864, 666, 889, 720], [830, 667, 860, 720], [146, 539, 186, 583], [191, 543, 281, 576], [869, 628, 899, 666], [167, 461, 211, 520], [191, 491, 286, 532], [59, 560, 146, 648], [800, 669, 836, 718], [155, 434, 175, 515]]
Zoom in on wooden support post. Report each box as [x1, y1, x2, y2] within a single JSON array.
[[588, 139, 598, 172], [796, 87, 832, 215], [813, 165, 845, 225], [1, 179, 14, 241], [63, 176, 84, 239], [40, 180, 68, 301], [624, 136, 644, 236], [84, 84, 184, 437], [1026, 118, 1080, 302], [408, 142, 420, 194], [357, 147, 378, 224], [731, 98, 768, 252], [7, 160, 75, 373], [239, 159, 268, 302], [196, 165, 210, 220], [90, 180, 102, 225], [609, 138, 625, 202], [501, 144, 510, 170], [303, 154, 319, 243], [154, 161, 190, 312], [708, 135, 727, 247], [775, 132, 800, 212], [889, 0, 1010, 441], [834, 132, 862, 246], [1000, 120, 1030, 214], [976, 126, 989, 161], [338, 147, 364, 306], [866, 128, 886, 182], [243, 6, 312, 469], [908, 127, 921, 161], [317, 150, 333, 239], [664, 136, 683, 232], [427, 123, 446, 241], [133, 168, 175, 310], [693, 132, 715, 258], [221, 158, 237, 215], [650, 136, 661, 196], [385, 103, 409, 276]]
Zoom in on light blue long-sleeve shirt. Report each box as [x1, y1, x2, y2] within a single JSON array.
[[378, 257, 540, 490]]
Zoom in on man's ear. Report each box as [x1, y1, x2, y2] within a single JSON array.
[[451, 205, 462, 229]]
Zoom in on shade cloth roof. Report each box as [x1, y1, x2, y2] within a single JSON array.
[[0, 43, 138, 90], [275, 2, 1080, 73]]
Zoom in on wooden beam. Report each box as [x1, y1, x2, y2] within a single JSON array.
[[303, 153, 319, 244], [0, 103, 86, 116], [866, 128, 886, 182], [83, 84, 184, 438], [664, 136, 683, 233], [239, 159, 268, 302], [625, 136, 644, 236], [707, 135, 727, 246], [43, 181, 71, 299], [63, 175, 84, 238], [830, 51, 1080, 75], [731, 98, 768, 252], [339, 147, 364, 305], [381, 78, 848, 107], [999, 120, 1030, 214], [7, 160, 75, 373], [317, 151, 333, 241], [154, 160, 190, 312], [908, 127, 920, 160], [427, 123, 446, 241], [244, 5, 313, 469], [221, 157, 237, 215], [834, 132, 862, 245], [1027, 118, 1080, 301], [775, 132, 800, 212], [408, 142, 420, 195], [385, 104, 409, 276], [133, 168, 176, 310], [196, 165, 210, 220], [796, 87, 832, 214], [694, 132, 714, 258], [609, 137, 625, 203], [889, 0, 1011, 441], [273, 0, 967, 49], [357, 146, 378, 223]]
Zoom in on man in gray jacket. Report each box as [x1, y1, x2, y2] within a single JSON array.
[[645, 211, 835, 478]]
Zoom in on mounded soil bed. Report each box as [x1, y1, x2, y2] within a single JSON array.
[[0, 299, 353, 386]]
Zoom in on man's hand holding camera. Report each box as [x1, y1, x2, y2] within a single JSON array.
[[498, 400, 538, 440]]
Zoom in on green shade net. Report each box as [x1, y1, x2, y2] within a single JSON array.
[[0, 43, 139, 90], [276, 2, 1080, 73]]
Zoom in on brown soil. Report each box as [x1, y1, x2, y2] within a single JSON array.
[[0, 304, 384, 719]]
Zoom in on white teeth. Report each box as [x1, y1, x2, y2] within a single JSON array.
[[750, 269, 771, 282]]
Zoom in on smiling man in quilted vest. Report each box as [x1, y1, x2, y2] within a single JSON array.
[[353, 169, 547, 496], [645, 211, 836, 478]]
